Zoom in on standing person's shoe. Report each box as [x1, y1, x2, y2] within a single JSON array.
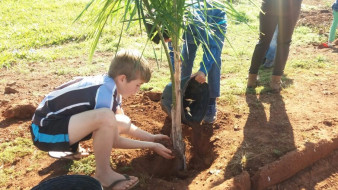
[[247, 74, 258, 88], [270, 75, 282, 92], [321, 42, 333, 48], [203, 104, 217, 123]]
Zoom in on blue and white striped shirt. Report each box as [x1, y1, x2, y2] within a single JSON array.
[[32, 75, 121, 127]]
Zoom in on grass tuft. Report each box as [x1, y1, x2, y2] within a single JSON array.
[[0, 138, 34, 165], [69, 155, 96, 175]]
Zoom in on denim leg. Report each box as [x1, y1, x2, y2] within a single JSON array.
[[265, 26, 278, 61], [207, 25, 226, 98], [168, 41, 175, 71], [208, 52, 221, 98], [181, 41, 199, 78]]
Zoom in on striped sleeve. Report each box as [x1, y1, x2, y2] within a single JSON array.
[[94, 75, 117, 110]]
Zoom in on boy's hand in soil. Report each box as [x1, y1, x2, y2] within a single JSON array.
[[152, 143, 175, 159]]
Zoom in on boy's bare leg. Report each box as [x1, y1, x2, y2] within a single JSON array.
[[68, 108, 138, 189]]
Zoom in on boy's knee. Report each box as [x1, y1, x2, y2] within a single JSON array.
[[91, 109, 131, 133], [93, 108, 116, 126]]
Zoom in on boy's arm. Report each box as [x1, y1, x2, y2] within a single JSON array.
[[115, 114, 170, 143], [127, 124, 171, 143], [128, 124, 155, 141], [114, 136, 174, 159]]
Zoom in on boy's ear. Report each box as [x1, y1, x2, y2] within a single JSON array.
[[116, 74, 127, 83]]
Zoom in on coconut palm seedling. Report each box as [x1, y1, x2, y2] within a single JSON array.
[[76, 0, 253, 170]]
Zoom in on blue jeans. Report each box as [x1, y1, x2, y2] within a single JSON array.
[[169, 23, 226, 99], [265, 26, 278, 61], [169, 2, 227, 98]]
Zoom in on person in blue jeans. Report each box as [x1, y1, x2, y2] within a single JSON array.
[[263, 26, 278, 68], [168, 1, 227, 123]]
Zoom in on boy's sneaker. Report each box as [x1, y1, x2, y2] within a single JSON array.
[[203, 104, 217, 123]]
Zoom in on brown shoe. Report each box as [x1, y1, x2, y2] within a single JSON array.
[[247, 74, 258, 88], [270, 75, 282, 92]]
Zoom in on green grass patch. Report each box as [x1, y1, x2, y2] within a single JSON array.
[[0, 0, 96, 67], [0, 168, 14, 187], [0, 137, 34, 165], [69, 155, 96, 175], [289, 56, 329, 70]]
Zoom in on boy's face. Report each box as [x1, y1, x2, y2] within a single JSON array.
[[117, 77, 144, 98]]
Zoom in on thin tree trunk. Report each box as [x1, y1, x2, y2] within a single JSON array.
[[142, 0, 186, 170], [171, 34, 186, 170]]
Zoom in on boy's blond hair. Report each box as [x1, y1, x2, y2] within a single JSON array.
[[108, 49, 151, 82]]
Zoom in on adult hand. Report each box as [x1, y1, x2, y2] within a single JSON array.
[[192, 71, 206, 84], [152, 143, 175, 159], [165, 38, 172, 42]]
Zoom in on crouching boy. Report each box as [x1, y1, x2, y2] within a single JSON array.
[[30, 49, 174, 190]]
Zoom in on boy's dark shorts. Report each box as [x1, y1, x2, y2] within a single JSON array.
[[30, 116, 92, 152]]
